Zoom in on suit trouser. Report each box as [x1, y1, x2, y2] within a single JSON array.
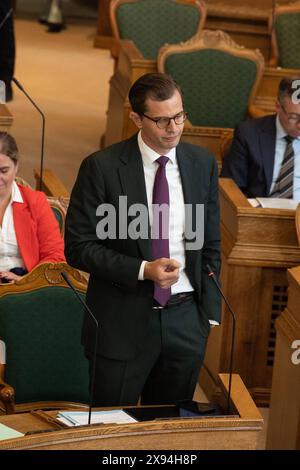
[[87, 297, 208, 407]]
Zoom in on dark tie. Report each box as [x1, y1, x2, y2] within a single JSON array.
[[152, 156, 171, 307], [271, 135, 295, 198]]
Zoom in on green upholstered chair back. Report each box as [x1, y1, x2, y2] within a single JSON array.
[[274, 12, 300, 69], [110, 0, 206, 60], [158, 30, 265, 129], [0, 264, 89, 408]]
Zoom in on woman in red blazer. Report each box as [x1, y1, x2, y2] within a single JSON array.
[[0, 132, 65, 283]]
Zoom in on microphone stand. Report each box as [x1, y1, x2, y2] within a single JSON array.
[[12, 77, 45, 191], [0, 7, 13, 31], [206, 264, 236, 414], [61, 271, 99, 425]]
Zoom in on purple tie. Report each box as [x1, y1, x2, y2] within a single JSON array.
[[152, 156, 171, 306]]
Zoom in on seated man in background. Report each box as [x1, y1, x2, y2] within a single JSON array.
[[0, 132, 65, 283], [221, 76, 300, 200]]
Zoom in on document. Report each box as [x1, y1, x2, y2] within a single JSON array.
[[256, 198, 299, 210], [57, 409, 137, 427], [0, 423, 24, 441]]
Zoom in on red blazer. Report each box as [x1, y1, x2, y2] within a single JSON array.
[[12, 185, 65, 272]]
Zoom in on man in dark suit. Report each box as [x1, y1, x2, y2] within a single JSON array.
[[0, 1, 15, 102], [221, 76, 300, 199], [65, 73, 221, 407]]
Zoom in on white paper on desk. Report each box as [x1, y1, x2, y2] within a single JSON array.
[[247, 198, 260, 207], [0, 423, 24, 441], [256, 198, 299, 210], [57, 410, 137, 427]]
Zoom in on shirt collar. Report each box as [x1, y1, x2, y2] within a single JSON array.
[[11, 181, 24, 204], [137, 131, 176, 167]]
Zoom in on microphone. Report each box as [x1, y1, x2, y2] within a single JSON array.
[[11, 77, 45, 191], [206, 264, 236, 415], [61, 271, 99, 425]]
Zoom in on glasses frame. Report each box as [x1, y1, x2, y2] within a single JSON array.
[[141, 111, 188, 129], [280, 101, 300, 124]]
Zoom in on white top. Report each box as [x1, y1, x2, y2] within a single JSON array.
[[137, 131, 194, 295], [0, 181, 25, 271]]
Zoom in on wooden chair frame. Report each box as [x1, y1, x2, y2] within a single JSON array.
[[110, 0, 207, 46], [0, 262, 88, 414], [157, 29, 265, 171], [269, 1, 300, 67]]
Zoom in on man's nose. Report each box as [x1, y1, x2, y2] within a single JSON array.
[[166, 118, 177, 131]]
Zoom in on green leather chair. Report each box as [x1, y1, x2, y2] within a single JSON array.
[[110, 0, 206, 60], [270, 2, 300, 69], [0, 263, 89, 414], [158, 29, 265, 129], [157, 29, 265, 173]]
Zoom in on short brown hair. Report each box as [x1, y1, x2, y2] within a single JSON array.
[[128, 73, 183, 115], [0, 132, 19, 165]]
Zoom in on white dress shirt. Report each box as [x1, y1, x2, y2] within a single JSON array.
[[137, 132, 194, 295], [0, 181, 25, 271], [269, 116, 300, 200]]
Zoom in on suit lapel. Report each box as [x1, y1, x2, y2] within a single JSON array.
[[259, 115, 277, 194], [118, 136, 152, 261]]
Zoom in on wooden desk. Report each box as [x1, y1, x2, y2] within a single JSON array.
[[0, 374, 263, 450], [200, 179, 300, 406], [266, 266, 300, 449]]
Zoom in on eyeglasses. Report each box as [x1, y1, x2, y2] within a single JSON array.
[[141, 111, 188, 129], [280, 102, 300, 124]]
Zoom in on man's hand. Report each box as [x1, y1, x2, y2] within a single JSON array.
[[144, 258, 181, 289]]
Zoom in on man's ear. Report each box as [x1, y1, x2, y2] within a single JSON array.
[[275, 99, 280, 113], [130, 111, 143, 129]]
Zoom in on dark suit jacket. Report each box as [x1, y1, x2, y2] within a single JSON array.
[[221, 114, 277, 197], [65, 134, 221, 360]]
